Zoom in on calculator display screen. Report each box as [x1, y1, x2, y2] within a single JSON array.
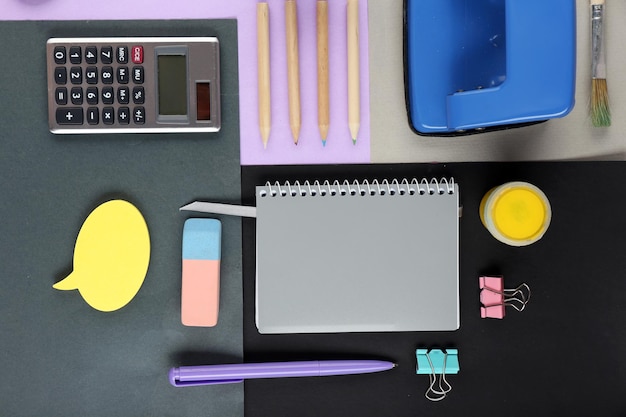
[[157, 54, 188, 116]]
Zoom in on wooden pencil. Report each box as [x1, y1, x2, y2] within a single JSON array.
[[347, 0, 360, 144], [257, 2, 271, 147], [317, 0, 329, 145], [285, 0, 301, 144]]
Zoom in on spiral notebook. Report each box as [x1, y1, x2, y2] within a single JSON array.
[[255, 178, 460, 334]]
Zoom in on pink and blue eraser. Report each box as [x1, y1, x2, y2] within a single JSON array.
[[181, 218, 221, 327]]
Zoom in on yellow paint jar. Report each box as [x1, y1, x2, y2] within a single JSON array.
[[479, 182, 551, 246]]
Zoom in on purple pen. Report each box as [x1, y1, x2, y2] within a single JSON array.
[[169, 360, 396, 387]]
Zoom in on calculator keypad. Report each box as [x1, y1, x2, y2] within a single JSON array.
[[51, 43, 146, 128]]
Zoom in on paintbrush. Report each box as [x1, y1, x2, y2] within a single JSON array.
[[590, 0, 610, 127]]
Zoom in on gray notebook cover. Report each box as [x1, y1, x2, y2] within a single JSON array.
[[255, 179, 460, 334]]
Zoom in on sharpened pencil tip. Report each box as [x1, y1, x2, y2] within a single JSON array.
[[260, 127, 270, 147], [322, 140, 326, 147], [352, 138, 357, 145]]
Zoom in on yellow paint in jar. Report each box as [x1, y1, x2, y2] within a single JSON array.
[[480, 182, 551, 246]]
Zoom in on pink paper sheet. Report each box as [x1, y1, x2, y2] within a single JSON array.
[[4, 0, 370, 166]]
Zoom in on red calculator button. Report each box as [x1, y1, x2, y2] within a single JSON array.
[[131, 46, 144, 64]]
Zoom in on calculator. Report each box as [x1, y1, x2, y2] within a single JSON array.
[[47, 37, 221, 134]]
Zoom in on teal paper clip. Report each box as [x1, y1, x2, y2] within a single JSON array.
[[416, 349, 459, 375], [415, 348, 459, 401]]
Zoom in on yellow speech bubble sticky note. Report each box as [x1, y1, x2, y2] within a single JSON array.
[[53, 200, 151, 312]]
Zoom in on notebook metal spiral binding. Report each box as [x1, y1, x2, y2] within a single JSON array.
[[257, 178, 455, 198]]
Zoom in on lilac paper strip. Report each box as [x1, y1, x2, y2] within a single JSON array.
[[242, 0, 370, 165], [4, 0, 370, 166]]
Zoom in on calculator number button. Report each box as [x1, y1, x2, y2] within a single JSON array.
[[56, 108, 83, 125], [86, 87, 98, 105], [85, 46, 98, 64], [100, 46, 113, 64], [85, 67, 98, 84], [102, 87, 114, 105], [70, 87, 83, 105], [54, 46, 66, 64], [69, 67, 82, 84], [69, 46, 82, 64], [101, 66, 114, 84]]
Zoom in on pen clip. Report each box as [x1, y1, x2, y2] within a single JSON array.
[[169, 368, 243, 387], [171, 378, 244, 387]]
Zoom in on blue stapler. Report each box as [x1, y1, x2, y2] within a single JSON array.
[[404, 0, 576, 135]]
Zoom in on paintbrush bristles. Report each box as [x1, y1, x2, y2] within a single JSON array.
[[591, 78, 611, 127]]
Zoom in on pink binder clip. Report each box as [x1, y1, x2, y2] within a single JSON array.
[[479, 275, 530, 319]]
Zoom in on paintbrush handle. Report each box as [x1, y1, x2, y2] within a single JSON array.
[[591, 1, 607, 79]]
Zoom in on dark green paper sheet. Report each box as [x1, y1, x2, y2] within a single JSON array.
[[0, 20, 242, 417]]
